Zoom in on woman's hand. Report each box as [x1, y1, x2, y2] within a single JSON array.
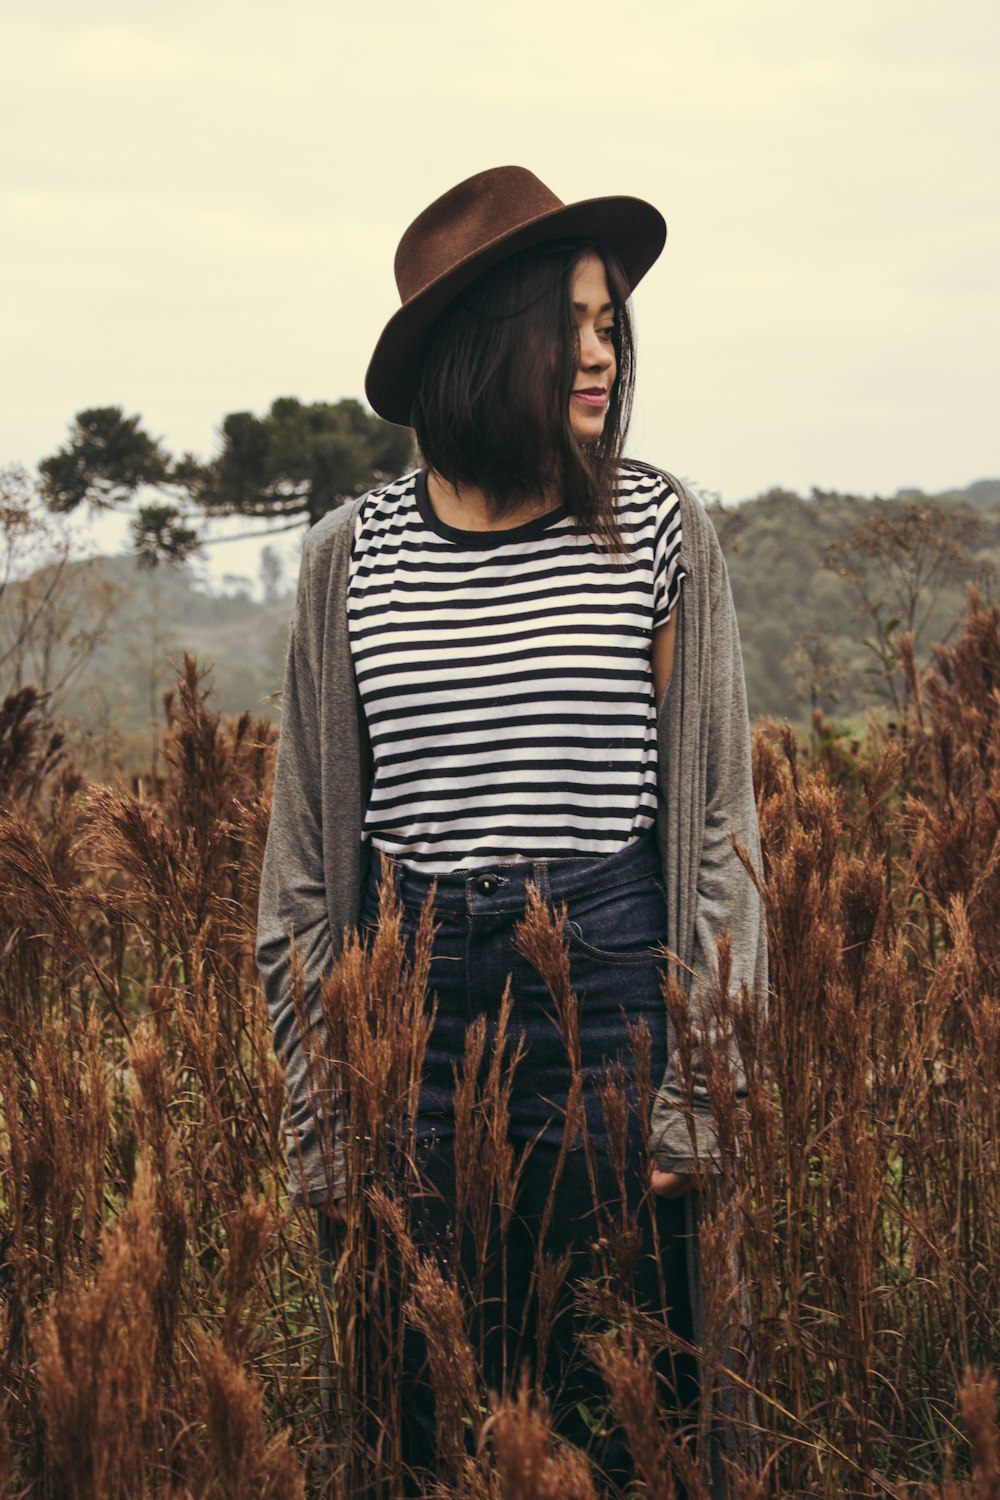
[[650, 1168, 694, 1199], [320, 1197, 349, 1228]]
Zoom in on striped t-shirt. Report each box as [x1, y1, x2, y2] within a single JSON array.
[[347, 462, 685, 873]]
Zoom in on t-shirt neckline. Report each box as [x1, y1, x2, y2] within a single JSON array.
[[414, 469, 570, 549]]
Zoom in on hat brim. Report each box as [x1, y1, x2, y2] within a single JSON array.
[[364, 194, 667, 428]]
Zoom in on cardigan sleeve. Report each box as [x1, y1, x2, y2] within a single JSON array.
[[256, 539, 345, 1209], [651, 500, 766, 1176]]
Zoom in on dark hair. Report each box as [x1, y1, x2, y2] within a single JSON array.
[[410, 239, 635, 545]]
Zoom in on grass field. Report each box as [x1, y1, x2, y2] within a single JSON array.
[[2, 596, 999, 1497]]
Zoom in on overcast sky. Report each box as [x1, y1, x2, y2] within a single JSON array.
[[4, 0, 998, 591]]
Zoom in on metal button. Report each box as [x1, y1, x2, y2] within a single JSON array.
[[475, 873, 506, 895]]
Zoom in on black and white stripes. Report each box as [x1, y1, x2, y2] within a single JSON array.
[[347, 464, 685, 872]]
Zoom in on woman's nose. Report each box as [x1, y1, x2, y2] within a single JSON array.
[[579, 329, 613, 370]]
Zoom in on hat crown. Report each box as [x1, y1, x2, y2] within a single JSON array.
[[394, 166, 565, 303]]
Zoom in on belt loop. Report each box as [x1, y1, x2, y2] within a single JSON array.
[[535, 862, 551, 907]]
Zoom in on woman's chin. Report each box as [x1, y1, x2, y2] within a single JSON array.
[[570, 416, 607, 446]]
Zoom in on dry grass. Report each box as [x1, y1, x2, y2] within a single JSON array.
[[0, 601, 999, 1497]]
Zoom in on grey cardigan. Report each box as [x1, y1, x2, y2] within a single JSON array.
[[256, 468, 766, 1492], [256, 467, 766, 1206]]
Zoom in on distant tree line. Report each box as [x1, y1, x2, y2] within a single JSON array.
[[37, 398, 415, 567], [3, 399, 412, 772], [12, 399, 1000, 740], [713, 482, 1000, 721]]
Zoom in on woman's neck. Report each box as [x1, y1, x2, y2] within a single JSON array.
[[425, 470, 560, 532]]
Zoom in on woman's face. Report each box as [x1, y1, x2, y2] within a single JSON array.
[[568, 252, 618, 445]]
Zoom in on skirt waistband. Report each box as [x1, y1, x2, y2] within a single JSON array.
[[367, 830, 662, 914]]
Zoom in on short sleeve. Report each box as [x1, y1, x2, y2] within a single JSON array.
[[652, 483, 686, 627]]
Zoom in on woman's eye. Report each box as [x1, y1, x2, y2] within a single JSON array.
[[599, 326, 616, 342]]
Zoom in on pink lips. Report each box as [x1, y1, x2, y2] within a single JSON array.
[[571, 389, 607, 406]]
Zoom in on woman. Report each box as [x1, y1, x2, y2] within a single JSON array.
[[257, 166, 767, 1494]]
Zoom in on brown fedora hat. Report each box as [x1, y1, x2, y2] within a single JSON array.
[[364, 165, 667, 427]]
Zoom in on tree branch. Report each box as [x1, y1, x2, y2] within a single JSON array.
[[197, 519, 309, 546]]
